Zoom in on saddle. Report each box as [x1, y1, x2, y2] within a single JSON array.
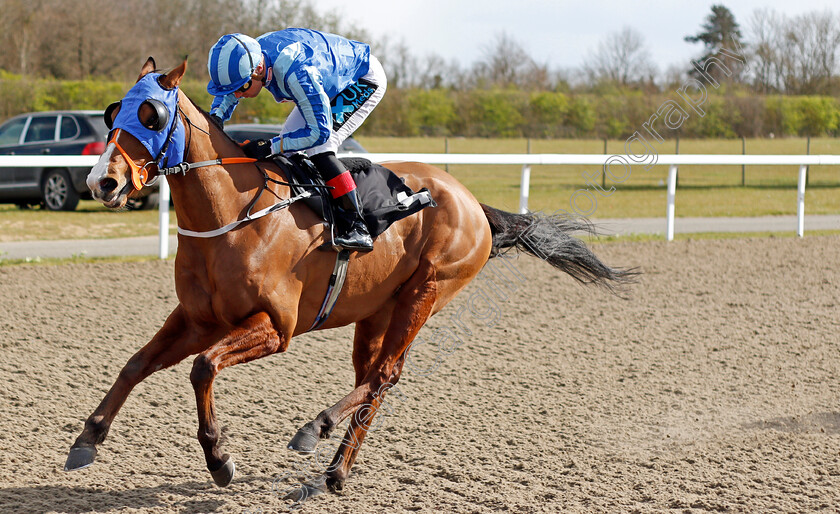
[[271, 154, 436, 240]]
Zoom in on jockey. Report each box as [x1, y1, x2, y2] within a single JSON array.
[[206, 29, 387, 252]]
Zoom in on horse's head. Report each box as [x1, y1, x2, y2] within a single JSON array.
[[87, 57, 188, 209]]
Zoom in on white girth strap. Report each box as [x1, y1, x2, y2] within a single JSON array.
[[177, 190, 312, 238]]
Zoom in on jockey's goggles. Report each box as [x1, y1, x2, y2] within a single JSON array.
[[236, 79, 254, 94]]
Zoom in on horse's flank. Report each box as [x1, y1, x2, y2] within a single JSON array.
[[169, 92, 492, 336]]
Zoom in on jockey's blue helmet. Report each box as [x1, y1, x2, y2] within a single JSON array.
[[207, 33, 263, 96]]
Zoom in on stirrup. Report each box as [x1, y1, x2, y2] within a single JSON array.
[[332, 235, 373, 252], [332, 220, 373, 252]]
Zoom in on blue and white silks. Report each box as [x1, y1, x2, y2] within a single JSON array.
[[209, 28, 371, 154]]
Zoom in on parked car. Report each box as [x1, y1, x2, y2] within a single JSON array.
[[223, 124, 368, 153], [0, 110, 110, 211]]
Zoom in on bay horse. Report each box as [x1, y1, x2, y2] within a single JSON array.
[[66, 58, 634, 498]]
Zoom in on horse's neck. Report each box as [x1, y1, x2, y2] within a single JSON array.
[[167, 103, 265, 233]]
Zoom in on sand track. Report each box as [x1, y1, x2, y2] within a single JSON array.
[[1, 236, 839, 513]]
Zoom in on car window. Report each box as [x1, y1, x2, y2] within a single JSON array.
[[24, 116, 57, 143], [85, 114, 109, 140], [226, 130, 265, 143], [0, 118, 27, 146], [339, 138, 366, 153], [59, 116, 80, 140]]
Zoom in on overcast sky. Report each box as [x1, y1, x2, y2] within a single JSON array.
[[311, 0, 839, 73]]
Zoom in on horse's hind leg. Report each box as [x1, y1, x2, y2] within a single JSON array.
[[65, 306, 202, 471], [288, 261, 438, 486], [281, 309, 392, 501], [189, 312, 287, 486], [324, 350, 408, 492]]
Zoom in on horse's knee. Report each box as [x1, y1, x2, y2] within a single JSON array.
[[190, 354, 216, 387], [118, 357, 146, 384]]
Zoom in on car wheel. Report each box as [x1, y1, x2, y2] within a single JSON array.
[[42, 169, 80, 211]]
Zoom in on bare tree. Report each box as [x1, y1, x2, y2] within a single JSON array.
[[470, 32, 546, 90], [748, 9, 779, 93], [0, 0, 50, 76], [373, 36, 418, 89], [746, 8, 840, 94], [583, 27, 656, 87]]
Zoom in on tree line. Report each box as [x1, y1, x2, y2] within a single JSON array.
[[1, 1, 839, 138]]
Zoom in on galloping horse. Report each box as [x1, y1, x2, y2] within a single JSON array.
[[66, 58, 633, 497]]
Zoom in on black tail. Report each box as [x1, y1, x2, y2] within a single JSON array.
[[481, 204, 638, 293]]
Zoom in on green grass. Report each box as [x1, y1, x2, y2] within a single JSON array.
[[585, 229, 840, 244], [1, 137, 837, 242], [357, 136, 840, 216], [0, 201, 177, 242]]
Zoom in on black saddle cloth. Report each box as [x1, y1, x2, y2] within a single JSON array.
[[271, 155, 436, 238]]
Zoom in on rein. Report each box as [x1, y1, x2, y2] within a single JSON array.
[[163, 106, 328, 239]]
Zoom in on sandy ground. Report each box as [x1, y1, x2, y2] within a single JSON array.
[[1, 235, 839, 513]]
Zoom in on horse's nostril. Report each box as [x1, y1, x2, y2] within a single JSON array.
[[99, 178, 118, 194]]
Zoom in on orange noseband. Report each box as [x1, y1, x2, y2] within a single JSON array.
[[108, 129, 155, 190]]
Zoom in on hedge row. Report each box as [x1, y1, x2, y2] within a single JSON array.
[[363, 89, 840, 139], [2, 73, 838, 139]]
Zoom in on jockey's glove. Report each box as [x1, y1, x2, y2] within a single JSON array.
[[240, 139, 273, 160]]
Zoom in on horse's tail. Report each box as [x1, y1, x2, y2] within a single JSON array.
[[480, 204, 638, 292]]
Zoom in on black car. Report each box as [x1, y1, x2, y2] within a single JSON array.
[[223, 124, 368, 154], [0, 110, 111, 210]]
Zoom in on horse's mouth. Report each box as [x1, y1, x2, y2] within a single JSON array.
[[95, 180, 133, 209]]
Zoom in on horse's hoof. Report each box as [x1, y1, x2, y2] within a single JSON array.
[[284, 475, 327, 502], [287, 423, 319, 454], [64, 446, 97, 471], [209, 455, 235, 487], [326, 474, 346, 492]]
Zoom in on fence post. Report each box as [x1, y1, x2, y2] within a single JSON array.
[[158, 177, 171, 259], [674, 136, 680, 188], [797, 164, 807, 237], [444, 138, 449, 173], [806, 137, 810, 187], [666, 165, 678, 241], [519, 165, 531, 214], [741, 136, 746, 186], [602, 138, 607, 189]]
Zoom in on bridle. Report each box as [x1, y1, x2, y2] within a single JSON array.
[[102, 79, 331, 238], [105, 83, 257, 191]]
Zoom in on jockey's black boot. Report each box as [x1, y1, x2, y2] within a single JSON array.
[[310, 152, 373, 252], [334, 189, 373, 251]]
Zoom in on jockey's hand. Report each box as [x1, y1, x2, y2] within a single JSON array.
[[240, 139, 273, 160]]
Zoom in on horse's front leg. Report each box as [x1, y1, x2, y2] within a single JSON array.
[[189, 311, 289, 487], [65, 305, 204, 471]]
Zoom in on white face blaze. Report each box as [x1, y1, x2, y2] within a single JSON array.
[[86, 142, 117, 202]]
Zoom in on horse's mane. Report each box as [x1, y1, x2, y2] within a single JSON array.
[[184, 95, 240, 146]]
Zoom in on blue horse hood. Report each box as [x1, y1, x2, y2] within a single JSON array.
[[111, 73, 185, 168]]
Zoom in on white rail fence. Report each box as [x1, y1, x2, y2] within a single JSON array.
[[2, 153, 838, 258]]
